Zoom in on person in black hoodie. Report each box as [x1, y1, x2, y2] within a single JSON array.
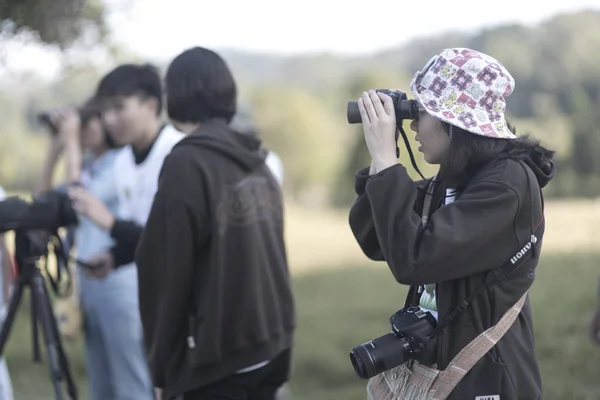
[[135, 47, 295, 400], [349, 48, 556, 399]]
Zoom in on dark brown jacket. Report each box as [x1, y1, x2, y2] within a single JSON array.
[[349, 149, 555, 399], [136, 120, 295, 399]]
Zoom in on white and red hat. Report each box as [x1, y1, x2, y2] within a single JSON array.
[[409, 48, 516, 139]]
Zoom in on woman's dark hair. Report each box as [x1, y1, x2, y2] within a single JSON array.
[[165, 46, 237, 124], [438, 121, 555, 189]]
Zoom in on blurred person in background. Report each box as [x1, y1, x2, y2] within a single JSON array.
[[65, 64, 185, 399], [136, 46, 295, 400], [0, 185, 14, 400], [35, 97, 155, 400], [229, 103, 285, 186], [349, 48, 555, 399], [590, 283, 600, 345]]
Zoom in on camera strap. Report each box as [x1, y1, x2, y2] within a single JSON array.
[[397, 126, 426, 181], [425, 235, 540, 341], [45, 230, 73, 298], [420, 161, 545, 341]]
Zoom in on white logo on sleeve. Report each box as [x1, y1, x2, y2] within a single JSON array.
[[475, 396, 500, 400]]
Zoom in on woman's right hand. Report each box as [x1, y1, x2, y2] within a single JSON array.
[[52, 108, 81, 147]]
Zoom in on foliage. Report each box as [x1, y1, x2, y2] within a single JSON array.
[[2, 10, 600, 204], [0, 0, 109, 47]]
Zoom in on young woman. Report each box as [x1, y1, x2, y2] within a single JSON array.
[[36, 99, 153, 400], [349, 48, 556, 399]]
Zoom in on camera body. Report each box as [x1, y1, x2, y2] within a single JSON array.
[[347, 89, 419, 125], [349, 305, 437, 380], [0, 188, 79, 234]]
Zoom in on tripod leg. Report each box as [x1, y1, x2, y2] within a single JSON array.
[[31, 273, 66, 400], [31, 284, 41, 362], [0, 276, 25, 357], [41, 280, 78, 400]]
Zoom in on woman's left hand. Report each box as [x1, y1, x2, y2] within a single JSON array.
[[358, 90, 398, 173]]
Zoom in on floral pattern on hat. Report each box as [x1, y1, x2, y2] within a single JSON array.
[[409, 48, 516, 139]]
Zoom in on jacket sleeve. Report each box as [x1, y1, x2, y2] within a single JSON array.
[[135, 153, 208, 388], [349, 167, 385, 261], [349, 167, 429, 261], [364, 164, 520, 285], [108, 219, 144, 268]]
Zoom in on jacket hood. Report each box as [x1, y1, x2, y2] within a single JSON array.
[[503, 135, 556, 188], [176, 119, 267, 171]]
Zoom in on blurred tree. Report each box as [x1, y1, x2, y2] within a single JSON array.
[[0, 0, 112, 47], [569, 87, 600, 176], [249, 84, 347, 205]]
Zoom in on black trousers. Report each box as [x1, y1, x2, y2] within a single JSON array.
[[181, 349, 292, 400]]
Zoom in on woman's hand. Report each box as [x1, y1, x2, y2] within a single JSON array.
[[358, 90, 398, 174], [82, 252, 115, 279], [68, 187, 115, 230], [53, 108, 81, 146]]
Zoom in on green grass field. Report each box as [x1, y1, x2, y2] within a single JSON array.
[[2, 199, 600, 399], [4, 251, 600, 399]]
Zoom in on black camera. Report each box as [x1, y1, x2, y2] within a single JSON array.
[[349, 306, 437, 380], [0, 188, 78, 234], [347, 89, 419, 124], [37, 103, 101, 136]]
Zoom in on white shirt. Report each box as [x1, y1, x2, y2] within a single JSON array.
[[114, 125, 184, 226], [113, 125, 184, 270], [265, 151, 284, 186]]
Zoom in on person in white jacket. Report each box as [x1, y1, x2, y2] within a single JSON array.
[[0, 186, 14, 400], [229, 104, 285, 186]]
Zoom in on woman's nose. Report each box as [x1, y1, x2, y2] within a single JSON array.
[[410, 119, 417, 132]]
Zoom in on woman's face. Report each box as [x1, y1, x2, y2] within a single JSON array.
[[81, 117, 107, 154], [410, 109, 451, 165]]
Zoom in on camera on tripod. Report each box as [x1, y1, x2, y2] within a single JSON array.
[[349, 305, 438, 380], [0, 189, 78, 233], [346, 89, 420, 125], [0, 188, 80, 399]]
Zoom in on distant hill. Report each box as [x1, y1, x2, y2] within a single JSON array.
[[220, 9, 600, 118]]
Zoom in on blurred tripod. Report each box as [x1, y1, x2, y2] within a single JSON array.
[[0, 229, 77, 400]]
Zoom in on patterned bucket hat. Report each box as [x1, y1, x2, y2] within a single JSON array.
[[409, 48, 516, 139]]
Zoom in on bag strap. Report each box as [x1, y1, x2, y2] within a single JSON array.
[[428, 291, 528, 400]]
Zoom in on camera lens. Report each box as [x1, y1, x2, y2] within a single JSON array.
[[349, 344, 374, 379], [349, 332, 410, 379]]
